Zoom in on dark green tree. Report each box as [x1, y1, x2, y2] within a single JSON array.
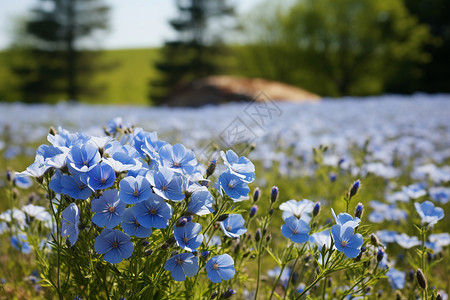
[[10, 0, 110, 103], [150, 0, 234, 105], [238, 0, 434, 97]]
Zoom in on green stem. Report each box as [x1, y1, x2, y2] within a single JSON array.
[[284, 251, 301, 300], [268, 245, 293, 300]]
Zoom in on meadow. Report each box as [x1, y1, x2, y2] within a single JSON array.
[[0, 95, 449, 299]]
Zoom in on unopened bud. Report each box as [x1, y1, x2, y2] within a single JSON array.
[[255, 228, 261, 242], [249, 205, 258, 218], [6, 170, 14, 183], [313, 202, 321, 217], [348, 180, 361, 199], [177, 216, 192, 227], [28, 192, 36, 204], [416, 268, 427, 289], [206, 159, 217, 178], [437, 293, 443, 300], [269, 208, 274, 216], [271, 186, 279, 203], [170, 251, 179, 257], [395, 290, 403, 300], [266, 233, 272, 243], [222, 289, 235, 299], [377, 248, 384, 262], [371, 233, 380, 246], [329, 172, 337, 182], [48, 126, 58, 136], [145, 249, 153, 256], [12, 188, 18, 200], [142, 241, 149, 246], [253, 187, 261, 203], [217, 214, 229, 222], [210, 291, 219, 299], [354, 202, 364, 219], [201, 251, 209, 260]]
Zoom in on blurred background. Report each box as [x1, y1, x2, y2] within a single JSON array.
[[0, 0, 449, 106]]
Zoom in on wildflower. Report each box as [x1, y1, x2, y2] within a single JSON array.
[[86, 162, 116, 191], [186, 186, 214, 216], [91, 189, 126, 228], [121, 208, 152, 238], [331, 224, 363, 258], [174, 221, 203, 252], [280, 199, 315, 222], [164, 253, 199, 281], [94, 229, 134, 264], [67, 142, 101, 173], [309, 229, 331, 251], [220, 214, 247, 238], [331, 208, 360, 229], [402, 184, 426, 199], [119, 175, 153, 204], [62, 203, 80, 246], [220, 150, 255, 183], [394, 233, 421, 249], [281, 216, 310, 243], [58, 172, 93, 200], [11, 234, 32, 254], [205, 254, 236, 283], [158, 143, 197, 175], [132, 194, 173, 229], [217, 171, 250, 202], [414, 201, 444, 226], [146, 168, 185, 201], [354, 202, 364, 219], [22, 204, 51, 223]]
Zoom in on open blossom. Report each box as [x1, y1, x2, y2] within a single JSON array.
[[331, 224, 363, 258]]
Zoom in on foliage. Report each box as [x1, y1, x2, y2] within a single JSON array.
[[8, 0, 111, 103], [150, 0, 235, 105], [236, 0, 434, 97]]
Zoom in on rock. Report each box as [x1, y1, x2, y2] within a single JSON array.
[[165, 76, 321, 107]]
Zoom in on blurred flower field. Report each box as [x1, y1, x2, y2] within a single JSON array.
[[0, 94, 449, 299]]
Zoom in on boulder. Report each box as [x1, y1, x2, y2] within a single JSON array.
[[165, 76, 321, 107]]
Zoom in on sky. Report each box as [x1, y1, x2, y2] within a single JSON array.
[[0, 0, 261, 50]]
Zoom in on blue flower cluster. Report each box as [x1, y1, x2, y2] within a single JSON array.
[[19, 124, 255, 284]]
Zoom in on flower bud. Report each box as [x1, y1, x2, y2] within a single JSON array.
[[437, 293, 443, 300], [266, 233, 272, 243], [217, 214, 229, 222], [255, 228, 261, 242], [6, 170, 13, 183], [170, 251, 179, 257], [376, 248, 384, 262], [222, 289, 235, 299], [269, 208, 274, 216], [206, 159, 217, 178], [201, 251, 209, 260], [416, 268, 427, 289], [313, 202, 321, 217], [348, 179, 361, 199], [249, 205, 258, 218], [176, 217, 191, 227], [253, 187, 261, 203], [271, 186, 279, 203], [354, 202, 364, 219], [210, 291, 218, 299], [395, 290, 403, 300], [48, 126, 58, 136], [371, 233, 380, 247], [329, 172, 337, 182], [142, 241, 149, 246], [145, 249, 153, 256], [407, 269, 414, 282], [28, 192, 36, 204]]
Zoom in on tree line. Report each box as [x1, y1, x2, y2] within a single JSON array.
[[1, 0, 449, 104]]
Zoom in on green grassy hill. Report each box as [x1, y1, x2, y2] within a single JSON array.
[[0, 48, 161, 105], [88, 48, 160, 105]]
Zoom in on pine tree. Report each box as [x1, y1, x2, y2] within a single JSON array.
[[150, 0, 234, 105], [10, 0, 110, 103]]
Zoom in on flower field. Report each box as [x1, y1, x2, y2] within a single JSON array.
[[0, 94, 449, 299]]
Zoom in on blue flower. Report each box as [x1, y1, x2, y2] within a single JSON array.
[[375, 230, 399, 244], [164, 253, 199, 281], [281, 216, 310, 243], [279, 199, 315, 222], [386, 268, 405, 289], [94, 228, 134, 264], [309, 229, 331, 251], [146, 168, 185, 201], [402, 183, 426, 199], [68, 142, 101, 173], [86, 162, 116, 191], [91, 189, 126, 228], [331, 224, 363, 258], [174, 221, 203, 252], [220, 150, 255, 183], [219, 214, 247, 238], [158, 143, 197, 175], [217, 171, 250, 202], [58, 173, 93, 200], [121, 208, 152, 238], [119, 175, 153, 204], [394, 233, 421, 249], [18, 156, 51, 178], [186, 186, 214, 216], [414, 201, 444, 225], [105, 117, 129, 135], [62, 203, 80, 246], [205, 254, 236, 283], [428, 187, 450, 204], [331, 208, 360, 229], [13, 172, 33, 189], [11, 234, 32, 254], [132, 193, 173, 229]]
